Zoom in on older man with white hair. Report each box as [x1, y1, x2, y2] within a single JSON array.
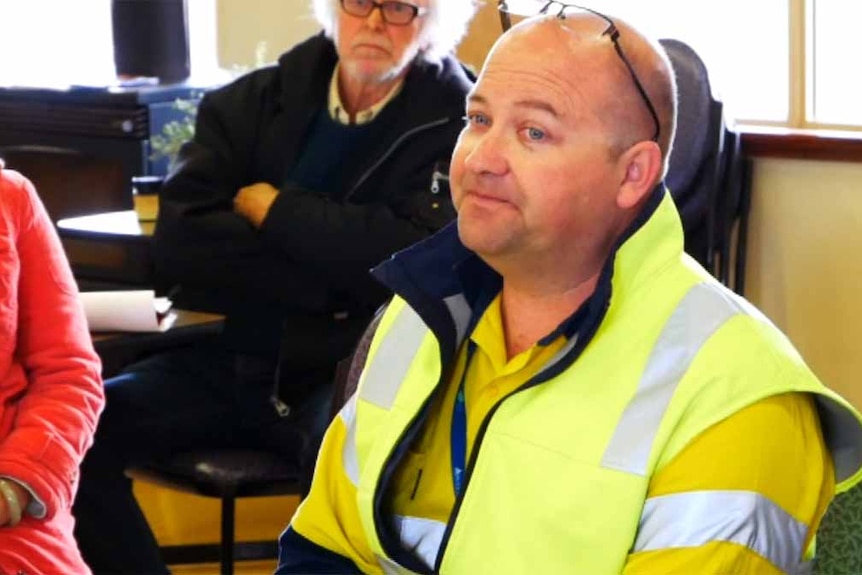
[[72, 1, 478, 573]]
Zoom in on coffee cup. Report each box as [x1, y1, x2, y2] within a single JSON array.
[[132, 175, 162, 221]]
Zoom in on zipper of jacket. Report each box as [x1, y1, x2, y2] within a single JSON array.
[[430, 371, 559, 572], [371, 391, 441, 574], [432, 329, 602, 573], [430, 169, 449, 195], [371, 318, 460, 574], [430, 242, 616, 572], [345, 117, 453, 202]]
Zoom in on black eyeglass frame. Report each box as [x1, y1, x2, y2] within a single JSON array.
[[496, 0, 660, 143], [340, 0, 427, 26]]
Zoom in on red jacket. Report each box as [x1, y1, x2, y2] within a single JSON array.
[[0, 169, 104, 574]]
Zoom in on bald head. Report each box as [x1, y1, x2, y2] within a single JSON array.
[[489, 13, 677, 175], [450, 11, 677, 280]]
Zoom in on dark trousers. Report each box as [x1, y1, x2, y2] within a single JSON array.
[[72, 342, 335, 575]]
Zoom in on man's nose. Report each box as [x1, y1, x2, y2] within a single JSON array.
[[365, 4, 386, 29], [463, 131, 508, 176]]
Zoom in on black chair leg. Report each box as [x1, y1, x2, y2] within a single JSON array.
[[220, 496, 235, 575]]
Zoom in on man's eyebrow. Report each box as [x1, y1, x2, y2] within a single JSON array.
[[466, 93, 487, 107], [515, 99, 562, 117], [465, 93, 562, 118]]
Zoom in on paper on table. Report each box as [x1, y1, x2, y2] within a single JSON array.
[[80, 290, 177, 333]]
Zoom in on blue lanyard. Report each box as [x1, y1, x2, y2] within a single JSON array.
[[450, 341, 476, 497]]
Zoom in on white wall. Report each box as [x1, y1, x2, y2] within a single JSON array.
[[746, 159, 862, 408], [215, 0, 497, 73], [217, 0, 321, 70]]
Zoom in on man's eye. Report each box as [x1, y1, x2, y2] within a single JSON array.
[[464, 113, 490, 127], [525, 127, 546, 141]]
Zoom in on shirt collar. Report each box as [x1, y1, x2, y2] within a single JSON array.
[[328, 63, 405, 125], [454, 255, 590, 347]]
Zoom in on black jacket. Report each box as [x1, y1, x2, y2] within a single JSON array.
[[152, 34, 473, 378]]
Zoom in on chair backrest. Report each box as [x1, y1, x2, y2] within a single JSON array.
[[659, 38, 727, 275], [330, 306, 386, 419], [713, 127, 751, 294], [659, 38, 752, 295]]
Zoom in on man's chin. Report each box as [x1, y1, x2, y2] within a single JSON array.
[[458, 219, 512, 257], [343, 60, 408, 86]]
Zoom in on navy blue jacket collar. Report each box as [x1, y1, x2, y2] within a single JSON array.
[[371, 183, 667, 347]]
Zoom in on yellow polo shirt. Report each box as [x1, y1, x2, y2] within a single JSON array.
[[389, 294, 834, 574]]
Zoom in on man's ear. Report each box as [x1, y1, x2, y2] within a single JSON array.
[[616, 141, 663, 210]]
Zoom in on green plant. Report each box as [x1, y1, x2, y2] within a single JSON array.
[[149, 42, 270, 169], [149, 96, 199, 170]]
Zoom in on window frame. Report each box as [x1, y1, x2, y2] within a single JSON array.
[[737, 0, 862, 160]]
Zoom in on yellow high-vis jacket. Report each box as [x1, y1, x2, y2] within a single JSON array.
[[278, 187, 862, 574]]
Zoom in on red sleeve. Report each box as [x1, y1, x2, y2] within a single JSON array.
[[0, 170, 104, 518]]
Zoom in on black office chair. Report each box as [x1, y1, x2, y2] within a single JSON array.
[[126, 449, 301, 574], [713, 127, 753, 295], [660, 38, 750, 294], [125, 310, 384, 575]]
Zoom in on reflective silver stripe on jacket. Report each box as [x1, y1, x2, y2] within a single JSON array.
[[388, 515, 448, 571], [359, 305, 429, 410], [339, 393, 360, 486], [359, 296, 472, 410], [444, 293, 472, 348], [601, 282, 742, 475], [634, 490, 808, 574]]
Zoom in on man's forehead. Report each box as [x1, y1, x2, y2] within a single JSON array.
[[467, 75, 594, 132], [470, 26, 604, 113], [492, 17, 611, 71]]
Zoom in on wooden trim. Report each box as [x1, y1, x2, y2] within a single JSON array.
[[741, 127, 862, 162], [789, 0, 807, 128]]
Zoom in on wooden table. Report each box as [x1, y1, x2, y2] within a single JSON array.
[[57, 210, 155, 288], [92, 308, 224, 378], [63, 212, 226, 376]]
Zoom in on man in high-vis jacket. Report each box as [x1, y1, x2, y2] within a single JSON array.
[[276, 7, 862, 575]]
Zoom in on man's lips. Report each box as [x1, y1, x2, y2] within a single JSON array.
[[462, 189, 513, 208], [353, 42, 389, 54]]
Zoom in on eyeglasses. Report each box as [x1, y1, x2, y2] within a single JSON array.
[[497, 0, 660, 143], [340, 0, 427, 26]]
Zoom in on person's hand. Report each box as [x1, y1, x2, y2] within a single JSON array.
[[0, 479, 32, 527], [234, 182, 279, 228]]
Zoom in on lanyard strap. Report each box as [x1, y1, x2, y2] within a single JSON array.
[[450, 341, 476, 496]]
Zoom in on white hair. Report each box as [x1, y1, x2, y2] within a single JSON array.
[[311, 0, 479, 61]]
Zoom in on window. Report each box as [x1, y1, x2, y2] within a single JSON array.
[[809, 1, 862, 126], [0, 0, 221, 88], [550, 1, 861, 131], [0, 0, 115, 87]]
